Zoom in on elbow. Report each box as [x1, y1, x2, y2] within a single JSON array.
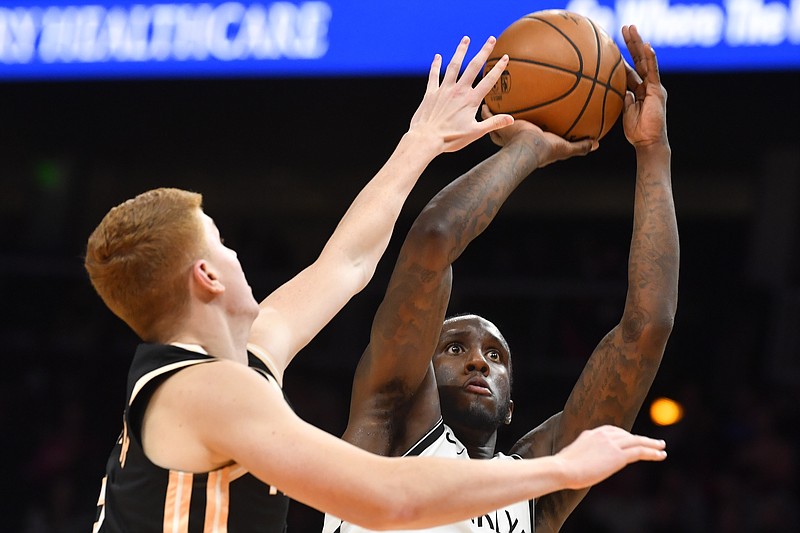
[[381, 489, 429, 530], [346, 215, 454, 292], [650, 305, 677, 338], [354, 260, 379, 293], [649, 316, 675, 346], [621, 310, 675, 345], [379, 505, 423, 531], [404, 217, 457, 269], [355, 489, 424, 530]]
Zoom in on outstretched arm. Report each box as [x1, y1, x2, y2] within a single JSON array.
[[172, 360, 667, 531], [248, 37, 514, 380], [518, 26, 678, 531], [344, 112, 595, 455]]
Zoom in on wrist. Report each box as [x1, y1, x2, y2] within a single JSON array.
[[402, 128, 446, 160], [544, 455, 576, 490], [507, 132, 546, 168], [634, 139, 671, 159]]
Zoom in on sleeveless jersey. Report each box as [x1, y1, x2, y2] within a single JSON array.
[[92, 343, 290, 533], [322, 419, 535, 533]]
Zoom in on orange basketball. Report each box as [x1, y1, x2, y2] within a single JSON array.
[[484, 10, 627, 141]]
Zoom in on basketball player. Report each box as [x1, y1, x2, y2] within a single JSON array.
[[85, 35, 667, 533], [324, 25, 676, 533]]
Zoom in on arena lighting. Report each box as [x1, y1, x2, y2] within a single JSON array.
[[649, 397, 685, 426], [1, 0, 799, 81]]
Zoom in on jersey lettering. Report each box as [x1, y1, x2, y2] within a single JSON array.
[[472, 509, 525, 532]]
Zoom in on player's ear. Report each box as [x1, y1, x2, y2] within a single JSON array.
[[504, 400, 514, 425], [191, 259, 225, 299]]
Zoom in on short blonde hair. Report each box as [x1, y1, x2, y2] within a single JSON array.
[[85, 188, 204, 341]]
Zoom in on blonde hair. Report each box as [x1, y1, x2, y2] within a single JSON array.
[[85, 188, 204, 341]]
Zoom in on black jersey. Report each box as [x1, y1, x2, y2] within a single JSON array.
[[93, 343, 290, 533]]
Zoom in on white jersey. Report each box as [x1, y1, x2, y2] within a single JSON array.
[[322, 419, 534, 533]]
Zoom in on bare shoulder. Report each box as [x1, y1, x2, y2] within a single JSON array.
[[154, 359, 277, 408], [143, 359, 290, 472]]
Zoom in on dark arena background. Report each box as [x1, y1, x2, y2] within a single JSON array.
[[2, 2, 800, 532]]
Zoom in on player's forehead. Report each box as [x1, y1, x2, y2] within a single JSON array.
[[199, 211, 219, 233], [440, 315, 508, 347]]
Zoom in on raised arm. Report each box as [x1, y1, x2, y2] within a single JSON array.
[[344, 113, 596, 455], [248, 36, 514, 379], [517, 26, 679, 531]]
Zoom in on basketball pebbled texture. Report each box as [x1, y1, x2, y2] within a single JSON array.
[[484, 10, 627, 141]]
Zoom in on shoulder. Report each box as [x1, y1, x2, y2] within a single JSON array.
[[155, 359, 287, 423], [186, 357, 278, 388], [140, 357, 295, 472]]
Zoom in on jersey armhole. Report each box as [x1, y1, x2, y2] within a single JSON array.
[[246, 342, 284, 386]]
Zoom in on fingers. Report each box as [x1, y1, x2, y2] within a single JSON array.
[[426, 53, 443, 94], [627, 24, 661, 86], [591, 424, 666, 451], [621, 436, 668, 463], [617, 432, 666, 451], [475, 113, 514, 137], [622, 25, 648, 83], [622, 24, 665, 107], [597, 425, 667, 462], [626, 445, 669, 462], [643, 42, 661, 86], [460, 35, 498, 86], [625, 25, 661, 84], [434, 36, 509, 101], [443, 36, 470, 85], [623, 90, 635, 113], [474, 53, 509, 99], [562, 138, 596, 158], [623, 58, 642, 93]]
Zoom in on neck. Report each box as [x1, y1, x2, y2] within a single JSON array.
[[163, 309, 252, 365], [447, 421, 499, 459]]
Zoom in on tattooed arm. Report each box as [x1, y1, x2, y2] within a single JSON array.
[[343, 112, 595, 456], [512, 26, 679, 532]]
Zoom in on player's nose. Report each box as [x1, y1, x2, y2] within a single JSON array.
[[464, 350, 489, 375]]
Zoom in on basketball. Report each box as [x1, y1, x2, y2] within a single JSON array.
[[484, 10, 627, 141]]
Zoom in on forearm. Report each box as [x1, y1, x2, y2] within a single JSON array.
[[249, 131, 444, 370], [290, 443, 570, 530], [373, 455, 569, 530], [319, 130, 442, 287], [624, 141, 678, 336], [557, 143, 676, 434]]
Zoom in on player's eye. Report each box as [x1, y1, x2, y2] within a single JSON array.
[[446, 343, 464, 355], [487, 350, 501, 361]]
